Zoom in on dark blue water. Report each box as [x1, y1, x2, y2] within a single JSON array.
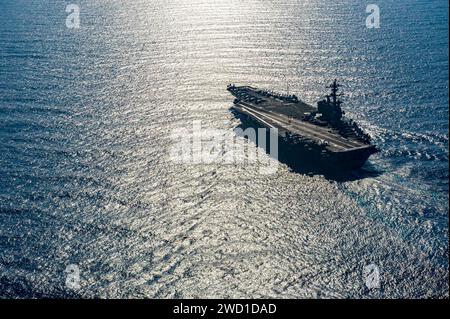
[[0, 0, 448, 298]]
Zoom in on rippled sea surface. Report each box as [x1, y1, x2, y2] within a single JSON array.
[[0, 0, 448, 298]]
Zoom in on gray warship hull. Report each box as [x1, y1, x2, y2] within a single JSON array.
[[228, 83, 378, 171]]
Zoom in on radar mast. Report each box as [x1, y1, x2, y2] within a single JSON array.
[[327, 79, 342, 106]]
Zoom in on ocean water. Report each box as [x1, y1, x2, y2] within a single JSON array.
[[0, 0, 448, 298]]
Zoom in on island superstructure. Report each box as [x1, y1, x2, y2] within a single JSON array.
[[227, 80, 378, 170]]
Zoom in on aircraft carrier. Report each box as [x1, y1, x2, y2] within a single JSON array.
[[227, 80, 378, 170]]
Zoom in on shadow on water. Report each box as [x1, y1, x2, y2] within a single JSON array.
[[231, 110, 382, 182]]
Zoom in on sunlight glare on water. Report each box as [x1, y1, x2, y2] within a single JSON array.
[[0, 0, 448, 298]]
